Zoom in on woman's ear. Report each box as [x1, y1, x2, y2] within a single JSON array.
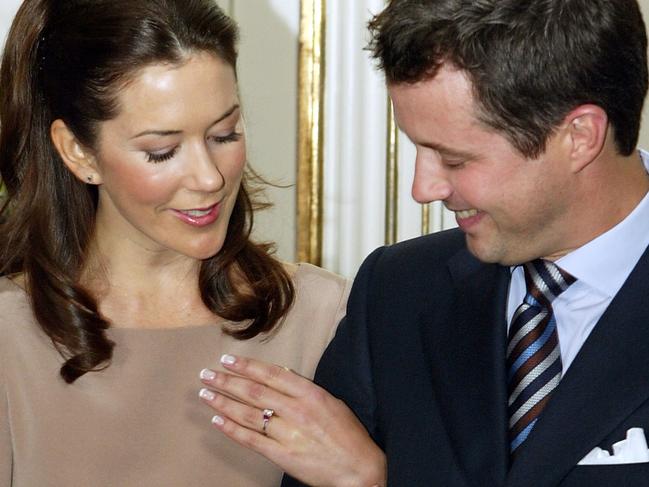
[[50, 119, 102, 185]]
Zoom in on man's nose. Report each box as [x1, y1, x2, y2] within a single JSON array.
[[411, 153, 453, 204]]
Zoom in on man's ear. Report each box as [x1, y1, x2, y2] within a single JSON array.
[[50, 119, 102, 185], [562, 104, 608, 173]]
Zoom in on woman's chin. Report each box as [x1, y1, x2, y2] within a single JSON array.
[[184, 239, 226, 261]]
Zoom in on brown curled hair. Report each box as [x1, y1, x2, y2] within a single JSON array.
[[0, 0, 294, 383]]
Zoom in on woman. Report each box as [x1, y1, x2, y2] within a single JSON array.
[[0, 1, 382, 485]]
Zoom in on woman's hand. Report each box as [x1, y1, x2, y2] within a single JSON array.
[[198, 354, 386, 487]]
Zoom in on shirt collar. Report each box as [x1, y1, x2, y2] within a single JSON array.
[[554, 149, 649, 298]]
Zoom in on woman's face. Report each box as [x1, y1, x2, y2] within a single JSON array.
[[91, 51, 246, 261]]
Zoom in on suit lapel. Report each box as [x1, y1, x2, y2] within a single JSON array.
[[506, 246, 649, 486], [420, 249, 510, 486]]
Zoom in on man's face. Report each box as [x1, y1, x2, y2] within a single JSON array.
[[389, 64, 575, 265]]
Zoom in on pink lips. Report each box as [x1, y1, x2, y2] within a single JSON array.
[[171, 203, 221, 227]]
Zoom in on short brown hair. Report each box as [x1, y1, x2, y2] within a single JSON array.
[[369, 0, 648, 158]]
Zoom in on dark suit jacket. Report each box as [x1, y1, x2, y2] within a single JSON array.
[[283, 228, 649, 486]]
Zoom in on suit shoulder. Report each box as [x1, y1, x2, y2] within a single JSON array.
[[389, 227, 465, 256], [368, 228, 467, 276], [347, 229, 472, 309]]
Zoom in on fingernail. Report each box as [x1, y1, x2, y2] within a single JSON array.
[[212, 415, 225, 426], [199, 388, 215, 401], [200, 368, 216, 380], [220, 354, 236, 366]]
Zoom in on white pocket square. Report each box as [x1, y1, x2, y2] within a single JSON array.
[[578, 428, 649, 465]]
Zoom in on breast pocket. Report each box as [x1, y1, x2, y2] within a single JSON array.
[[561, 463, 649, 486]]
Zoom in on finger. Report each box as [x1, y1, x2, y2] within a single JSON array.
[[199, 387, 279, 436], [219, 354, 309, 397], [200, 369, 291, 412], [209, 411, 287, 462]]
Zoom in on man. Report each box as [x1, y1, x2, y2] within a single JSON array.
[[292, 0, 649, 485]]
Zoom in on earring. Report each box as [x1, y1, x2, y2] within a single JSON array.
[[86, 175, 94, 184]]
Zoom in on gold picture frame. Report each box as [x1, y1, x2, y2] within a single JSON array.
[[297, 0, 326, 265], [296, 0, 431, 264]]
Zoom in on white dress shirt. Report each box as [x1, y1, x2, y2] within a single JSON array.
[[507, 150, 649, 372]]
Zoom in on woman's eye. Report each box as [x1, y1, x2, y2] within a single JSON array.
[[143, 133, 240, 162], [210, 132, 243, 144], [145, 147, 178, 163]]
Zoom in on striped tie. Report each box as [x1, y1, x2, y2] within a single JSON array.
[[507, 259, 576, 455]]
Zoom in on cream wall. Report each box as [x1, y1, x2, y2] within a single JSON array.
[[217, 1, 299, 263], [0, 3, 20, 45]]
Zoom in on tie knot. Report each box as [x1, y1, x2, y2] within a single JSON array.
[[522, 259, 576, 306]]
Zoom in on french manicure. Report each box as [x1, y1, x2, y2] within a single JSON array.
[[212, 415, 225, 426], [200, 368, 216, 380], [199, 388, 215, 401], [220, 354, 236, 366]]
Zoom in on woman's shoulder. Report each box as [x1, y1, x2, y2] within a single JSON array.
[[262, 264, 351, 376], [0, 276, 37, 354], [280, 262, 351, 325], [0, 276, 30, 315], [289, 262, 351, 303]]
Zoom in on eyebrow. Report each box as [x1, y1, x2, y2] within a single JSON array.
[[420, 141, 476, 159], [130, 104, 240, 139]]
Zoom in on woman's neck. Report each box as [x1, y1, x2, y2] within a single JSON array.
[[81, 240, 218, 330]]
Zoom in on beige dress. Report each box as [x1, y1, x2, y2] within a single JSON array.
[[0, 263, 350, 487]]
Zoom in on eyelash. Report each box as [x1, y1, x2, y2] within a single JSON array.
[[444, 160, 465, 168], [145, 132, 243, 163], [146, 148, 177, 163]]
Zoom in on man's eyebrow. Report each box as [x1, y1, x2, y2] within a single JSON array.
[[419, 141, 476, 159], [130, 104, 240, 139]]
